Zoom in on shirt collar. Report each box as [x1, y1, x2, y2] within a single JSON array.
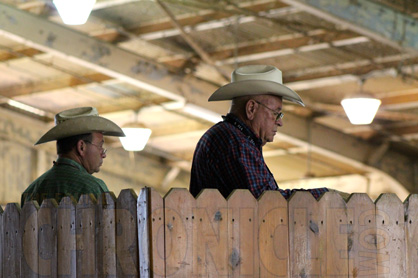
[[55, 157, 87, 173], [223, 113, 263, 148]]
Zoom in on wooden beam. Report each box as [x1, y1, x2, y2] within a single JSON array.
[[155, 0, 230, 80], [280, 112, 418, 193], [0, 72, 112, 98], [124, 1, 288, 36], [0, 46, 42, 61], [285, 56, 418, 82], [0, 3, 229, 114], [281, 0, 418, 53], [381, 90, 418, 106]]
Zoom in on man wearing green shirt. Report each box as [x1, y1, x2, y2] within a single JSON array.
[[21, 107, 125, 207]]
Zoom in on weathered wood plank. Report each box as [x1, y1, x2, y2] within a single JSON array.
[[289, 191, 319, 277], [116, 189, 139, 278], [318, 191, 348, 277], [164, 188, 195, 277], [76, 194, 98, 278], [97, 192, 117, 278], [38, 199, 58, 277], [193, 189, 228, 277], [375, 193, 406, 278], [21, 201, 39, 278], [346, 193, 377, 278], [0, 205, 3, 278], [149, 188, 165, 278], [258, 190, 288, 277], [138, 187, 151, 278], [2, 203, 22, 278], [404, 194, 418, 278], [228, 190, 258, 278], [138, 187, 165, 278], [57, 196, 77, 278], [2, 188, 418, 278]]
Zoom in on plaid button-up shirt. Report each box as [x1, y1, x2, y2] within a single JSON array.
[[189, 113, 328, 200]]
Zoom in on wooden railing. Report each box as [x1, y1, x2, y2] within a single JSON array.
[[1, 187, 417, 277]]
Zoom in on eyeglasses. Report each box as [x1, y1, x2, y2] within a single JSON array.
[[84, 141, 107, 155], [254, 100, 284, 121]]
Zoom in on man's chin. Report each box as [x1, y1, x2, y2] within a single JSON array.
[[266, 137, 274, 144]]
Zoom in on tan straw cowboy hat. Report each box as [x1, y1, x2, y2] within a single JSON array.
[[208, 65, 304, 106], [35, 107, 125, 145]]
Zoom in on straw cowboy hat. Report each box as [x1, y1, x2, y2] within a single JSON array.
[[208, 65, 304, 106], [35, 107, 125, 145]]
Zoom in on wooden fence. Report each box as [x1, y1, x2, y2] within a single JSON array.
[[0, 187, 417, 277]]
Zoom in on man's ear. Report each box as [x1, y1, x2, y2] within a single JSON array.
[[76, 140, 86, 156], [245, 99, 257, 120]]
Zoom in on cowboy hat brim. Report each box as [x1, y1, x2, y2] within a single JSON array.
[[208, 79, 305, 106], [35, 115, 125, 145]]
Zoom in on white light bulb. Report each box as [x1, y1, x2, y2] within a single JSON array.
[[53, 0, 96, 25], [341, 97, 381, 125], [119, 127, 152, 151]]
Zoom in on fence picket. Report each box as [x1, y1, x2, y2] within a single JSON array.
[[258, 190, 288, 277], [228, 190, 258, 278], [404, 194, 418, 278], [97, 193, 117, 278], [375, 193, 406, 278], [164, 188, 195, 277], [318, 191, 348, 277], [116, 189, 139, 278], [346, 193, 377, 278], [0, 205, 3, 278], [138, 187, 165, 278], [194, 189, 228, 277], [3, 203, 22, 278], [21, 201, 39, 278], [76, 194, 98, 278], [57, 196, 77, 278], [289, 191, 319, 277], [138, 188, 151, 278], [38, 199, 58, 277]]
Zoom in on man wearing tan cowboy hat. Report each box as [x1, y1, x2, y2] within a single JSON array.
[[189, 65, 328, 199], [21, 107, 125, 207]]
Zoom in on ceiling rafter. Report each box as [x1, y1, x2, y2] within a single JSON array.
[[137, 6, 299, 41], [155, 0, 230, 81], [281, 0, 418, 53], [0, 2, 228, 112], [286, 56, 418, 82], [281, 113, 418, 193], [0, 72, 112, 98], [91, 0, 289, 42]]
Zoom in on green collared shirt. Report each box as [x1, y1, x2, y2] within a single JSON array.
[[21, 157, 109, 207]]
